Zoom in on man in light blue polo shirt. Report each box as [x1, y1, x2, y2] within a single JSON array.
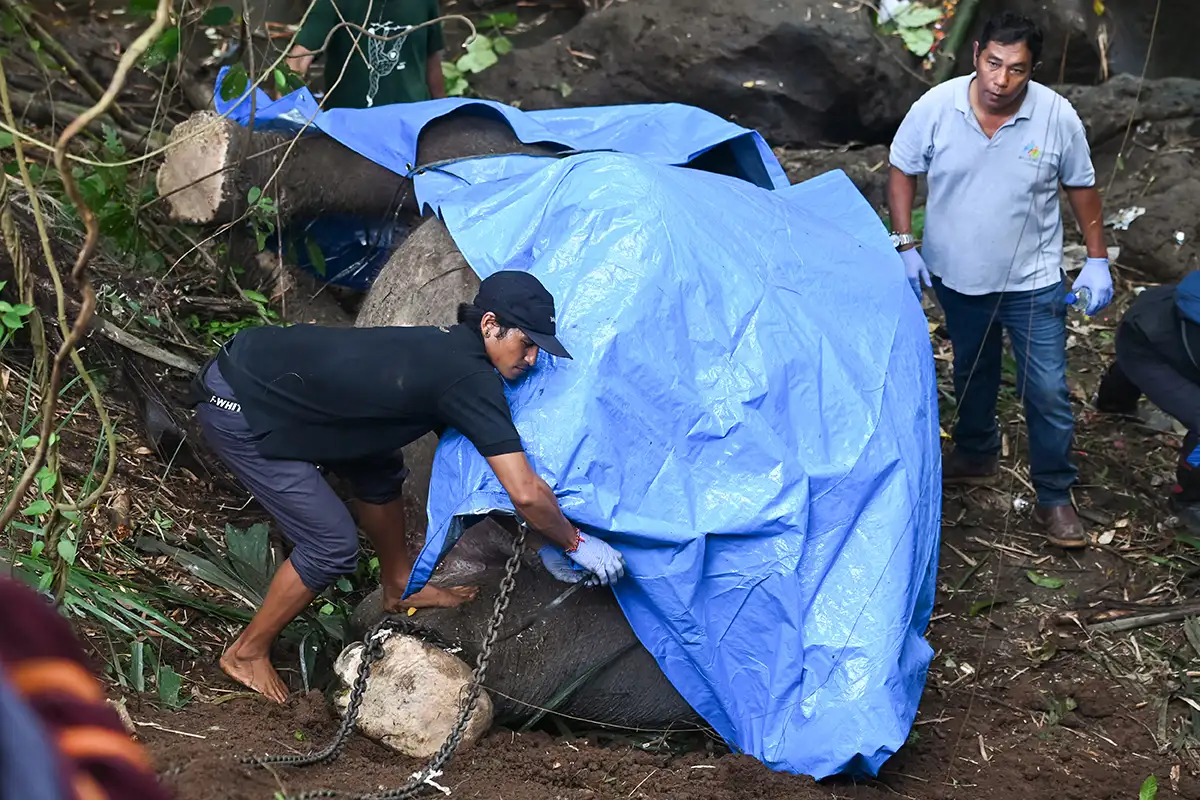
[[886, 11, 1112, 549]]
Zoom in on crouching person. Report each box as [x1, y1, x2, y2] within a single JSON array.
[[1095, 272, 1200, 529], [190, 271, 626, 703]]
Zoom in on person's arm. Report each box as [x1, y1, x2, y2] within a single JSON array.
[[887, 167, 920, 249], [427, 51, 447, 99], [285, 43, 317, 77], [1064, 186, 1106, 258], [485, 451, 578, 549]]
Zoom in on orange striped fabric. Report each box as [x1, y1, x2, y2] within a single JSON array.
[[8, 659, 105, 705]]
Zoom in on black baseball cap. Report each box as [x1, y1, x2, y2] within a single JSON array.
[[474, 270, 572, 359]]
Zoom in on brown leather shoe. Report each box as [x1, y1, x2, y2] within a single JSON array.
[[1032, 504, 1087, 549], [943, 449, 1000, 486]]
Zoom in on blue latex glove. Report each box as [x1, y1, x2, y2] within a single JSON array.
[[538, 545, 585, 584], [565, 532, 626, 586], [899, 247, 931, 299], [1072, 257, 1114, 315]]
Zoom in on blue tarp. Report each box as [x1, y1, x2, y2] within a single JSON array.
[[217, 77, 942, 780]]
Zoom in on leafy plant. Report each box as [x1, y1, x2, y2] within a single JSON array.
[[0, 280, 34, 348], [877, 2, 944, 58], [136, 523, 351, 690], [1139, 775, 1157, 800]]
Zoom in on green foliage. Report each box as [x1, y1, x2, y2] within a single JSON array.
[[442, 11, 516, 98], [141, 25, 181, 69], [0, 279, 35, 349], [877, 2, 944, 58], [220, 62, 250, 101], [1139, 775, 1157, 800], [137, 523, 350, 690], [1025, 570, 1065, 590]]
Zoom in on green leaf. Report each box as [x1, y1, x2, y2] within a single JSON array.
[[2, 311, 22, 329], [219, 62, 249, 102], [0, 12, 19, 36], [247, 186, 262, 205], [0, 131, 13, 149], [484, 11, 519, 29], [895, 5, 943, 28], [130, 640, 146, 692], [968, 599, 1005, 617], [456, 36, 498, 74], [241, 289, 269, 305], [305, 236, 327, 277], [1176, 535, 1200, 554], [35, 467, 56, 494], [21, 499, 51, 517], [336, 578, 353, 593], [142, 26, 180, 68], [1139, 775, 1158, 800], [29, 39, 40, 53], [157, 664, 185, 709], [1025, 571, 1065, 590], [898, 25, 936, 57], [20, 435, 38, 449], [11, 303, 33, 316], [30, 540, 44, 558], [492, 36, 513, 56], [274, 68, 288, 94], [57, 538, 77, 565], [200, 5, 235, 26]]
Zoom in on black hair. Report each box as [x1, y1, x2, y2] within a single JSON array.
[[978, 11, 1044, 66], [456, 303, 519, 340]]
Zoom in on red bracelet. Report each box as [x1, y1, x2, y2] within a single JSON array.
[[564, 527, 583, 554]]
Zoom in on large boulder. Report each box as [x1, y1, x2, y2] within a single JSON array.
[[470, 0, 928, 148], [332, 633, 494, 758], [1071, 77, 1200, 283]]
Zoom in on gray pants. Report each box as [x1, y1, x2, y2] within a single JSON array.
[[195, 361, 408, 593]]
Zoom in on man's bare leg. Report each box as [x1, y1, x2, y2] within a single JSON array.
[[220, 558, 315, 703], [355, 496, 478, 610]]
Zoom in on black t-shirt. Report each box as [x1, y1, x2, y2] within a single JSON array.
[[216, 323, 524, 463]]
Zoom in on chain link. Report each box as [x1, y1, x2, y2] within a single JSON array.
[[247, 524, 528, 800]]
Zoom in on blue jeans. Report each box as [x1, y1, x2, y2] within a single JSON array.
[[933, 276, 1076, 506]]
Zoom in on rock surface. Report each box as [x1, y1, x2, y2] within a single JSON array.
[[332, 633, 493, 759], [471, 0, 928, 147]]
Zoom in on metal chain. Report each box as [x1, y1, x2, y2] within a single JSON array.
[[246, 525, 527, 800]]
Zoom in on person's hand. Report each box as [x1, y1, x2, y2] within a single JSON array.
[[538, 545, 585, 584], [899, 247, 931, 299], [1072, 257, 1114, 315], [565, 531, 626, 586]]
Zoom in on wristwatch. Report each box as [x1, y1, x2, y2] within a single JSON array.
[[889, 232, 916, 250]]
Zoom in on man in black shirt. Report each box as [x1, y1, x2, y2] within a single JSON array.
[[1095, 272, 1200, 531], [192, 271, 625, 702]]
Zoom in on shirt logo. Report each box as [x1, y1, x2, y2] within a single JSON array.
[[1021, 142, 1042, 161]]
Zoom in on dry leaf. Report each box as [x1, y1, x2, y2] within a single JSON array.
[[1097, 530, 1115, 545], [1115, 518, 1130, 528]]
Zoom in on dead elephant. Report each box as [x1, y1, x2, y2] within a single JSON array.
[[346, 218, 701, 732]]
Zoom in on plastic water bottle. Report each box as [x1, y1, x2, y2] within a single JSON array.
[[1065, 286, 1091, 314]]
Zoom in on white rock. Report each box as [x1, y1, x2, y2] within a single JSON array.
[[333, 633, 493, 759]]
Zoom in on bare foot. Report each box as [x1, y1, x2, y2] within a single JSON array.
[[220, 646, 288, 704], [383, 584, 478, 613]]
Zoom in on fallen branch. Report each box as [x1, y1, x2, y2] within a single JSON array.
[[5, 86, 168, 154], [1085, 602, 1200, 635], [0, 0, 136, 131]]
